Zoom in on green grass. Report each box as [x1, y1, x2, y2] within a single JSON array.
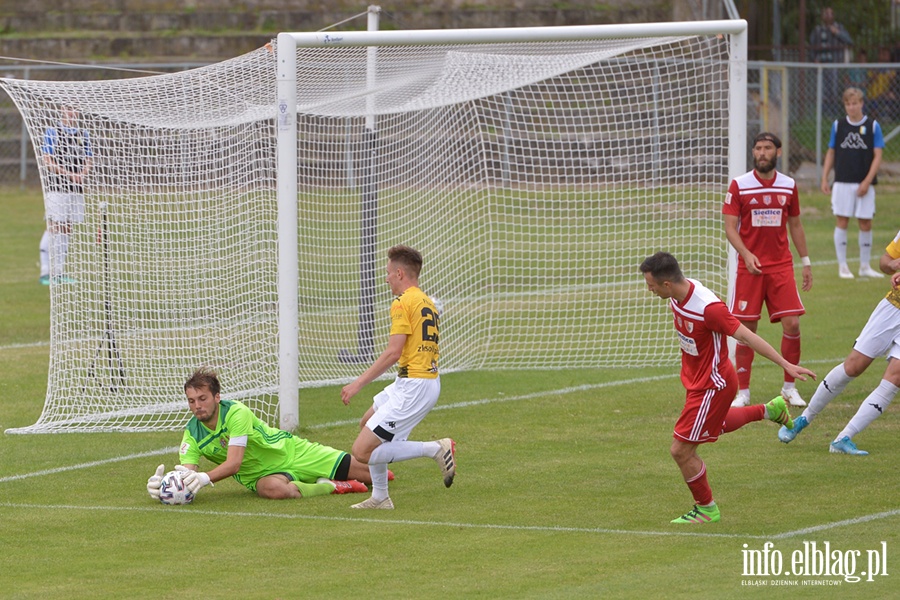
[[2, 184, 900, 598]]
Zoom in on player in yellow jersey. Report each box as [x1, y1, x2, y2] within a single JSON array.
[[779, 229, 900, 454], [341, 245, 456, 509]]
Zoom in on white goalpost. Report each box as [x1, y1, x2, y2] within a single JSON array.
[[3, 19, 747, 433]]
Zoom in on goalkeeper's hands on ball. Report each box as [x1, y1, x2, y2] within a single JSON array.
[[146, 464, 165, 500], [175, 464, 214, 494]]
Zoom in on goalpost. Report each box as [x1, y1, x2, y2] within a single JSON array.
[[3, 19, 747, 434]]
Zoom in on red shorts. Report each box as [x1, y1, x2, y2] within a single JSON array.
[[673, 368, 738, 444], [729, 267, 804, 323]]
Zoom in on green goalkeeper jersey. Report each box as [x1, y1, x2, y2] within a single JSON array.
[[179, 399, 345, 491]]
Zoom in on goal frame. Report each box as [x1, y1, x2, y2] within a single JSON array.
[[274, 20, 748, 430]]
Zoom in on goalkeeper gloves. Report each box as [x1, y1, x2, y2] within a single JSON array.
[[177, 466, 214, 494], [146, 464, 165, 500]]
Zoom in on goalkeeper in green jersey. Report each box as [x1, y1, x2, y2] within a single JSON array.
[[146, 367, 374, 501]]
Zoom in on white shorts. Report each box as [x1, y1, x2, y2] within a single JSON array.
[[366, 377, 441, 442], [854, 299, 900, 361], [45, 192, 85, 223], [831, 181, 875, 220]]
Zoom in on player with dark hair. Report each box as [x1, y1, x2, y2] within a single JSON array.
[[641, 251, 815, 523], [723, 132, 813, 409], [146, 367, 375, 501], [341, 244, 456, 509]]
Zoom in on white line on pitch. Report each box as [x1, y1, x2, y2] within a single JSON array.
[[0, 377, 676, 483], [313, 373, 682, 429], [769, 509, 900, 539], [2, 373, 897, 540], [0, 447, 178, 483], [0, 341, 49, 350], [0, 502, 769, 540]]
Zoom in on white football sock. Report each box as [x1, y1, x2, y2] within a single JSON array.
[[50, 231, 70, 278], [836, 379, 897, 440], [803, 363, 854, 422], [834, 227, 848, 266], [368, 462, 390, 501], [369, 441, 433, 464], [39, 230, 50, 277], [859, 230, 873, 267]]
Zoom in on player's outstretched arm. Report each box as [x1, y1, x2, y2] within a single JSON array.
[[341, 334, 406, 405], [731, 323, 816, 382]]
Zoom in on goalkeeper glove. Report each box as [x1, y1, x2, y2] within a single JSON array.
[[181, 469, 214, 494], [146, 464, 165, 500]]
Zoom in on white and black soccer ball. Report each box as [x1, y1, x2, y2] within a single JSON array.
[[158, 470, 194, 505]]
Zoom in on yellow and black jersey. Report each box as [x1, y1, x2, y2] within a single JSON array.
[[885, 230, 900, 309], [390, 286, 439, 379]]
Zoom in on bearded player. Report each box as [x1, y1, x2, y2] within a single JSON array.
[[723, 132, 813, 409]]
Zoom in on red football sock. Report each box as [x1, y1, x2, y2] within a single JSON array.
[[723, 405, 765, 433], [685, 461, 713, 506], [735, 342, 754, 390], [781, 333, 801, 384]]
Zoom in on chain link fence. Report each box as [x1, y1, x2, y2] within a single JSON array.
[[1, 59, 898, 188], [747, 60, 899, 185]]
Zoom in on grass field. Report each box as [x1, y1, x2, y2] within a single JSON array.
[[1, 182, 899, 599]]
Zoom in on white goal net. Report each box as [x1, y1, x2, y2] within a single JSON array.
[[2, 21, 746, 433]]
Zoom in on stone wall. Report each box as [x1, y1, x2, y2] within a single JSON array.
[[0, 0, 674, 61]]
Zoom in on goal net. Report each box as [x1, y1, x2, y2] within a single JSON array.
[[2, 21, 746, 433]]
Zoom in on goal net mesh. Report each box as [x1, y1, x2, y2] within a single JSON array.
[[2, 32, 732, 433]]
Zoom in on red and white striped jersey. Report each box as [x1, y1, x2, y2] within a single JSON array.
[[669, 279, 741, 392], [723, 169, 800, 272]]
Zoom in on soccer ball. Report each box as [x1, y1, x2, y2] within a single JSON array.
[[158, 470, 194, 505]]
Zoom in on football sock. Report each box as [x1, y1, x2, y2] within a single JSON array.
[[39, 230, 50, 277], [723, 405, 765, 432], [834, 227, 848, 266], [368, 463, 390, 501], [836, 379, 898, 440], [859, 230, 873, 266], [50, 231, 70, 278], [685, 461, 713, 506], [804, 363, 854, 422], [291, 481, 335, 498], [781, 333, 801, 384], [369, 441, 430, 464], [735, 342, 754, 389]]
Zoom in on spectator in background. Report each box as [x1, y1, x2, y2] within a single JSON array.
[[809, 7, 853, 115], [866, 47, 900, 124], [844, 48, 868, 91]]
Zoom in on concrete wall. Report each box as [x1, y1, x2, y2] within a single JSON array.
[[0, 1, 673, 61]]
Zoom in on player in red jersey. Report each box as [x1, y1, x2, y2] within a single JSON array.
[[640, 252, 816, 523], [723, 132, 813, 409]]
